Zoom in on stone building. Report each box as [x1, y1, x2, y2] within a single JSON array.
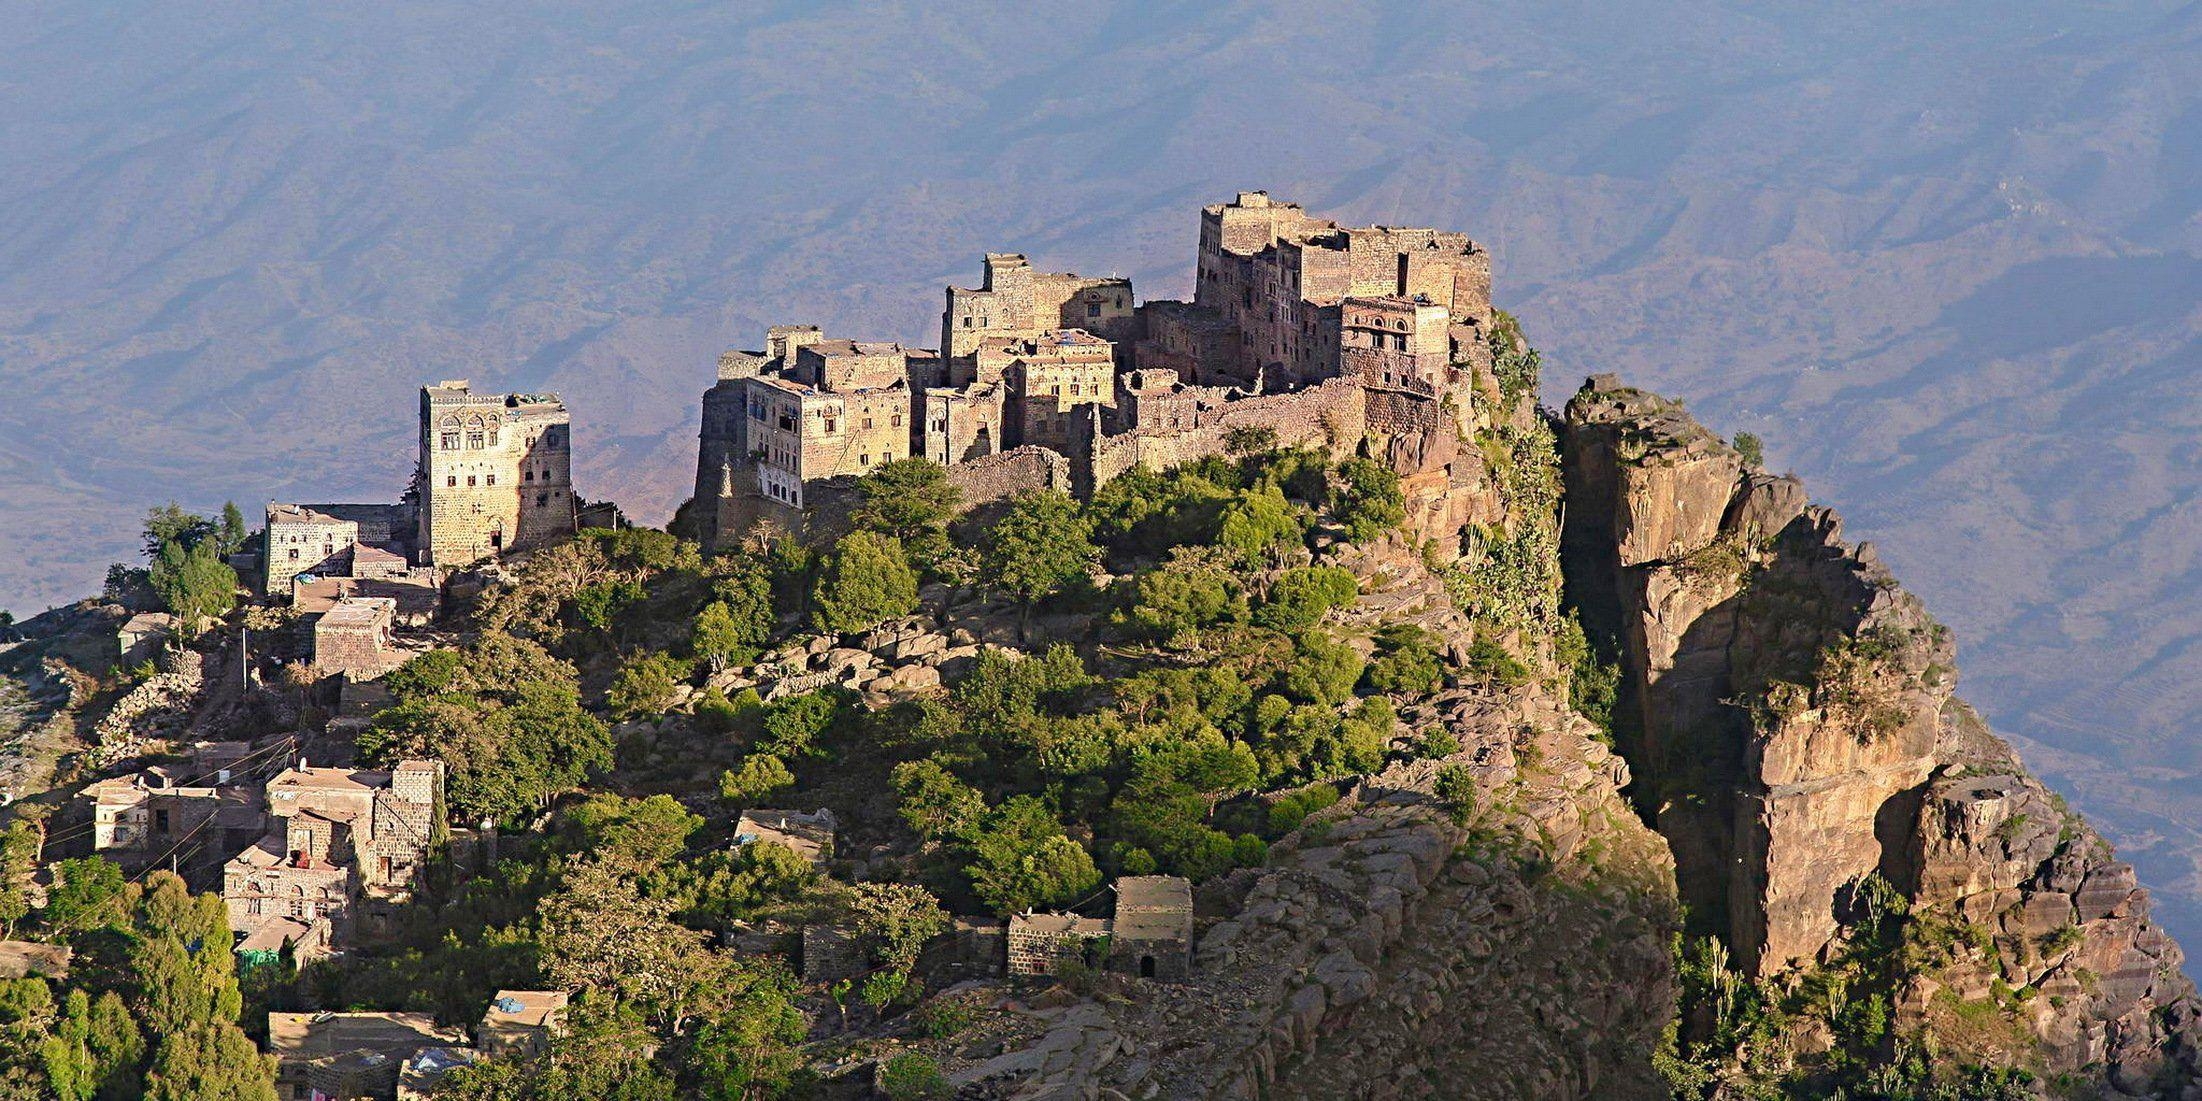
[[1005, 874, 1194, 980], [477, 989, 570, 1058], [267, 1010, 464, 1101], [1183, 190, 1493, 390], [312, 596, 399, 679], [1109, 874, 1195, 980], [265, 504, 359, 595], [83, 765, 263, 870], [416, 380, 577, 567], [940, 252, 1134, 367], [116, 612, 176, 665], [693, 193, 1496, 555], [691, 333, 925, 545], [225, 760, 443, 946]]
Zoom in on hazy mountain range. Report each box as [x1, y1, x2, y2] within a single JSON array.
[[1, 1, 2196, 940]]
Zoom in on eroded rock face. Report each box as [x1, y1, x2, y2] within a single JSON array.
[[1562, 373, 2202, 1094]]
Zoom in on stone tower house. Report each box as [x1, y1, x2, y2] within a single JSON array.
[[415, 380, 576, 567]]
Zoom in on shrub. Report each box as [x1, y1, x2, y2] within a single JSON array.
[[607, 651, 691, 720], [879, 1052, 951, 1100], [1465, 638, 1530, 689], [1333, 458, 1406, 541], [1254, 566, 1359, 631]]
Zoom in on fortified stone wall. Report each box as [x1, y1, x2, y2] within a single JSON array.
[[1077, 377, 1368, 495]]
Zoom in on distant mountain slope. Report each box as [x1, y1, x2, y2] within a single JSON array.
[[0, 0, 2195, 940]]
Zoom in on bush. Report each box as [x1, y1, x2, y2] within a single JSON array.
[[607, 652, 691, 720], [1254, 566, 1359, 631], [1333, 458, 1406, 542], [1435, 764, 1478, 824], [879, 1052, 951, 1100], [1266, 785, 1341, 836], [1732, 431, 1764, 468], [1364, 624, 1444, 696], [1465, 638, 1530, 689]]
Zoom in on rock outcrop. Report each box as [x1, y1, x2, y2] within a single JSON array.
[[944, 687, 1677, 1100], [1562, 373, 2202, 1094]]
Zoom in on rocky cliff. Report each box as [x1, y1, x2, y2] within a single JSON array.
[[1562, 374, 2202, 1095], [945, 373, 2202, 1099], [940, 677, 1677, 1100]]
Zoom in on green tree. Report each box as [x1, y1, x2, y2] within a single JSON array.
[[838, 881, 948, 972], [43, 858, 127, 934], [0, 822, 39, 935], [1253, 566, 1359, 631], [811, 531, 918, 636], [852, 459, 962, 568], [146, 541, 237, 631], [965, 797, 1100, 915], [1333, 458, 1406, 542], [1217, 485, 1305, 568], [215, 502, 247, 557], [718, 754, 794, 806], [142, 1022, 276, 1101], [139, 504, 214, 559], [607, 652, 690, 721], [983, 491, 1097, 628], [892, 760, 987, 841], [1116, 560, 1243, 645]]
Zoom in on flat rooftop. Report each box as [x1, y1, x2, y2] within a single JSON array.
[[319, 597, 397, 628]]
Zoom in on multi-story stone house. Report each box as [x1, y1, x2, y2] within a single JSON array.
[[224, 759, 443, 950], [415, 381, 576, 566], [693, 192, 1498, 554], [264, 504, 359, 596]]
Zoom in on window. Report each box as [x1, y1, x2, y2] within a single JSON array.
[[154, 809, 170, 833], [467, 431, 485, 449], [446, 476, 457, 487], [536, 493, 549, 507], [860, 454, 871, 466], [471, 503, 483, 515], [892, 414, 903, 427], [485, 474, 496, 486], [863, 417, 873, 429], [440, 432, 460, 449], [288, 548, 300, 560], [1087, 303, 1101, 318], [524, 469, 534, 482], [823, 418, 838, 434], [466, 475, 477, 487], [962, 316, 973, 328]]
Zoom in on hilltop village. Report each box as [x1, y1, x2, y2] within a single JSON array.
[[0, 192, 2197, 1100]]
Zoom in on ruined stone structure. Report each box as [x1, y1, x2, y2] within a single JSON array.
[[693, 193, 1502, 555], [1005, 874, 1194, 980], [416, 380, 576, 567]]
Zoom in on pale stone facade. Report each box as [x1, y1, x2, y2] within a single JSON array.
[[416, 380, 576, 567], [265, 504, 359, 595]]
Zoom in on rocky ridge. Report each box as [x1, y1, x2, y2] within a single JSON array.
[[941, 681, 1674, 1100], [1562, 374, 2202, 1093]]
